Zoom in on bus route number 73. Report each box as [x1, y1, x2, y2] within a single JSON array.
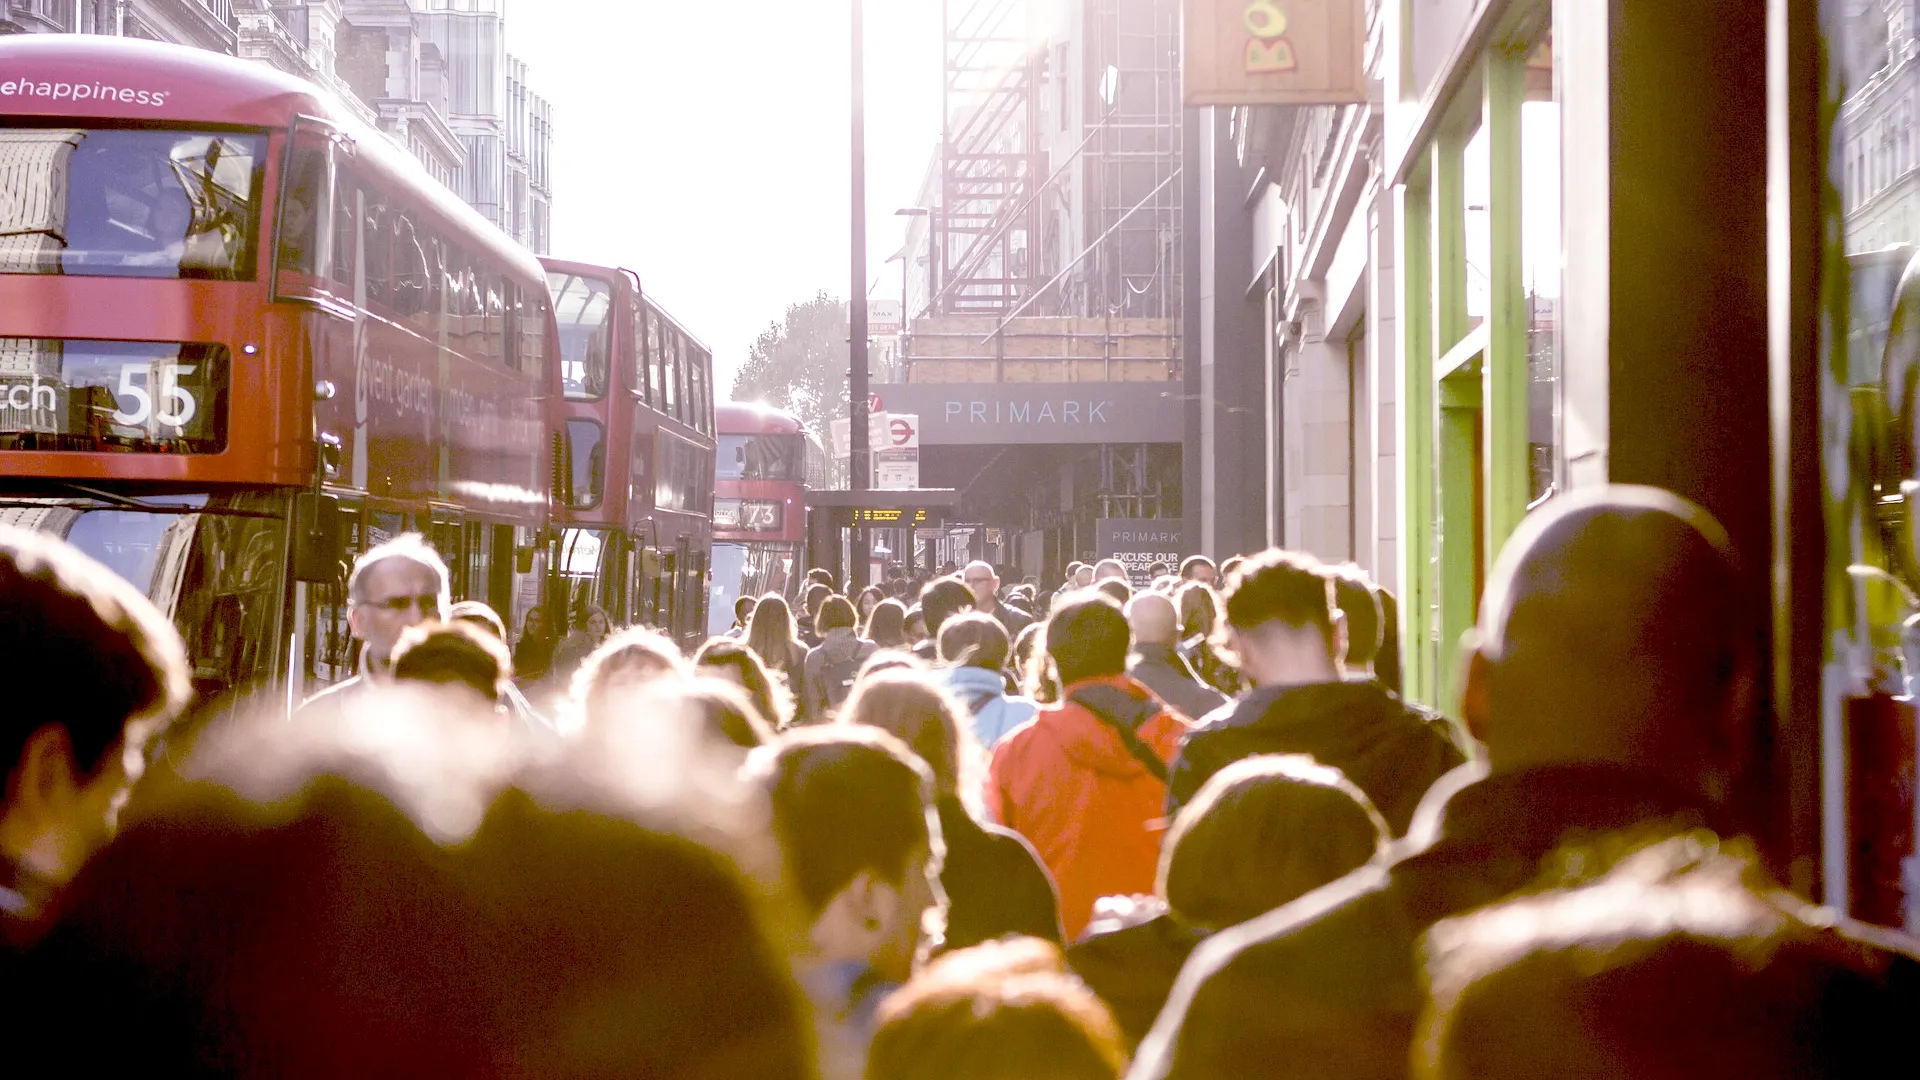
[[112, 362, 199, 429]]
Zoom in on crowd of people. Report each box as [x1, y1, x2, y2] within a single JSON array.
[[2, 484, 1916, 1077]]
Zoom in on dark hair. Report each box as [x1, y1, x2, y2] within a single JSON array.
[[1066, 561, 1088, 576], [920, 579, 976, 638], [1220, 555, 1245, 578], [11, 709, 816, 1079], [693, 637, 794, 730], [1221, 549, 1335, 648], [746, 727, 936, 914], [858, 585, 887, 612], [733, 595, 757, 622], [939, 612, 1011, 671], [1046, 595, 1130, 686], [449, 600, 507, 642], [1095, 579, 1132, 605], [1329, 565, 1383, 669], [681, 676, 776, 749], [1175, 582, 1219, 640], [1161, 755, 1386, 929], [392, 621, 511, 703], [866, 598, 910, 648], [1179, 555, 1216, 580], [1418, 835, 1899, 1080], [804, 583, 832, 620], [868, 937, 1126, 1080], [1147, 562, 1170, 579], [0, 526, 189, 778], [807, 567, 836, 587], [1374, 587, 1403, 695], [816, 595, 857, 634]]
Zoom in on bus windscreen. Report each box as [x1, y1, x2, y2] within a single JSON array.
[[0, 127, 266, 280]]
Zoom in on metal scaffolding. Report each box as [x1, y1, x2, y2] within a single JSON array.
[[938, 0, 1043, 315], [1082, 0, 1182, 321]]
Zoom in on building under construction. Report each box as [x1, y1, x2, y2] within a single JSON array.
[[886, 0, 1186, 582]]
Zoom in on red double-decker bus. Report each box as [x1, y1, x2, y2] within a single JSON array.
[[711, 401, 825, 636], [544, 259, 715, 645], [0, 36, 560, 707]]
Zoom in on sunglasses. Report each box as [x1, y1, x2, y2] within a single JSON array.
[[365, 593, 441, 614]]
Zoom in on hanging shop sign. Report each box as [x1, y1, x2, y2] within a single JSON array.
[[1183, 0, 1366, 107]]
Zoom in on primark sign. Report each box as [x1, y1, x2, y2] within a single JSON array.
[[871, 382, 1185, 446]]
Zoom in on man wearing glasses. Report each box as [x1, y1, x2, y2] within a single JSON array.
[[961, 560, 1032, 639], [296, 534, 450, 723]]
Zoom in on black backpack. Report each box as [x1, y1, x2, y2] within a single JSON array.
[[821, 651, 866, 707]]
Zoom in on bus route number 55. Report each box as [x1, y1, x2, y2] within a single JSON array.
[[112, 362, 199, 429]]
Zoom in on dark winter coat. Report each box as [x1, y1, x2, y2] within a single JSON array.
[[1130, 763, 1920, 1080], [1066, 898, 1205, 1051], [935, 796, 1064, 952], [1166, 680, 1467, 833], [1127, 644, 1226, 727]]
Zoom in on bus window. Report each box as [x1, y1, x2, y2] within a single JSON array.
[[275, 141, 329, 283], [548, 272, 613, 399], [5, 128, 268, 281], [519, 283, 547, 381], [485, 274, 507, 367], [567, 417, 605, 509], [646, 307, 664, 406], [331, 176, 355, 289], [662, 328, 680, 420], [362, 193, 389, 307], [393, 211, 430, 319]]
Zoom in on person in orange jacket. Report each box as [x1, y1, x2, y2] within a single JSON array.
[[986, 592, 1192, 939]]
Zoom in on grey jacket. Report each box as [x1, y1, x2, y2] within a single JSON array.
[[1127, 643, 1226, 724]]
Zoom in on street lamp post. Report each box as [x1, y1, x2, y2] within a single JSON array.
[[848, 0, 872, 591]]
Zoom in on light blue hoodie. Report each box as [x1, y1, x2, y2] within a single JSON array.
[[944, 664, 1040, 749]]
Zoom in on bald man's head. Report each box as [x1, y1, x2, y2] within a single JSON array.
[[1463, 486, 1753, 799], [1126, 591, 1180, 647]]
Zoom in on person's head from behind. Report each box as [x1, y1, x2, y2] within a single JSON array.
[[572, 626, 688, 729], [1461, 485, 1756, 808], [676, 676, 775, 752], [1220, 549, 1342, 687], [805, 583, 833, 624], [746, 593, 799, 664], [732, 594, 757, 629], [839, 668, 975, 802], [1067, 561, 1093, 589], [961, 561, 1001, 611], [1179, 555, 1217, 588], [1160, 754, 1387, 930], [856, 648, 928, 686], [1176, 581, 1220, 641], [449, 600, 508, 644], [16, 708, 817, 1078], [1124, 590, 1182, 649], [919, 579, 976, 642], [808, 567, 836, 591], [866, 597, 910, 648], [1220, 555, 1245, 579], [1150, 574, 1180, 595], [817, 594, 857, 637], [1415, 834, 1884, 1080], [867, 936, 1126, 1080], [1046, 594, 1130, 688], [1092, 559, 1127, 583], [391, 621, 511, 708], [1328, 565, 1384, 676], [1095, 578, 1132, 605], [938, 611, 1012, 675], [347, 533, 451, 671], [0, 526, 189, 913], [694, 636, 793, 730], [745, 727, 945, 983]]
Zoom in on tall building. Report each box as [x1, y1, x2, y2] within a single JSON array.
[[0, 0, 554, 253]]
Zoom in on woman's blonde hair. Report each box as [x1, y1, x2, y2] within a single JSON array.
[[838, 668, 984, 812]]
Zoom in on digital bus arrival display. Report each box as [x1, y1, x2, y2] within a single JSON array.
[[0, 338, 229, 453]]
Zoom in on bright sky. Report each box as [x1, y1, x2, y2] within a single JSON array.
[[508, 0, 944, 395]]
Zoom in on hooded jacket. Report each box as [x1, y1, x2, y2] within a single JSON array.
[[800, 628, 877, 722], [943, 664, 1039, 749], [986, 673, 1189, 939], [1166, 680, 1466, 834]]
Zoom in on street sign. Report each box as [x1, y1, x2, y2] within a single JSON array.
[[886, 414, 919, 449], [831, 412, 894, 458], [876, 452, 919, 490]]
